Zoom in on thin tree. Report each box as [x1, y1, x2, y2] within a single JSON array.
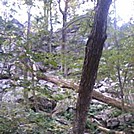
[[73, 0, 112, 133], [113, 0, 125, 111], [58, 0, 69, 77]]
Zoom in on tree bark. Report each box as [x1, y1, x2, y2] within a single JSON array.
[[72, 0, 112, 133]]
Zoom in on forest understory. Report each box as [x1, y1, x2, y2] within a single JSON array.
[[0, 0, 134, 133]]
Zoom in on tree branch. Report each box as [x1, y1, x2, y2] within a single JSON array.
[[98, 126, 125, 134], [57, 0, 64, 15]]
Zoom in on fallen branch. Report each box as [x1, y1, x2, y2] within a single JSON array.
[[37, 74, 134, 113], [98, 126, 125, 134]]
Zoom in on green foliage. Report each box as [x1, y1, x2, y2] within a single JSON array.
[[0, 116, 18, 133], [86, 119, 98, 134], [110, 109, 122, 118], [0, 106, 69, 134], [98, 23, 134, 93], [89, 103, 108, 116]]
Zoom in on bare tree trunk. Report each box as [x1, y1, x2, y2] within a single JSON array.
[[43, 0, 49, 31], [49, 0, 53, 53], [58, 0, 68, 77], [23, 6, 32, 105], [73, 0, 112, 133], [113, 0, 125, 112]]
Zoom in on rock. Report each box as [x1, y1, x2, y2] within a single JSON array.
[[29, 96, 56, 112], [106, 113, 134, 129], [107, 118, 120, 128], [0, 79, 11, 90], [95, 109, 113, 121], [2, 87, 24, 102]]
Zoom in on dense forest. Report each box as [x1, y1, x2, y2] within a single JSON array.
[[0, 0, 134, 134]]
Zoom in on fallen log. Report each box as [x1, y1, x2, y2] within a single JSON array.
[[37, 74, 134, 113], [97, 126, 125, 134]]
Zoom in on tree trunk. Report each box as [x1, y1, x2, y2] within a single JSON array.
[[73, 0, 112, 133], [113, 0, 125, 112], [23, 6, 32, 105], [58, 0, 68, 77], [43, 0, 49, 31], [49, 0, 53, 53]]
